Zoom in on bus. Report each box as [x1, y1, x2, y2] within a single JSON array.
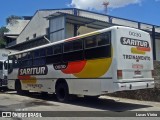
[[0, 49, 16, 90], [7, 26, 154, 102]]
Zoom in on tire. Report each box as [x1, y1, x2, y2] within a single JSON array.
[[0, 79, 2, 87], [15, 80, 23, 95], [55, 82, 69, 102]]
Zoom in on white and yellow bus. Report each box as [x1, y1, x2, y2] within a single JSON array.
[[7, 26, 154, 102]]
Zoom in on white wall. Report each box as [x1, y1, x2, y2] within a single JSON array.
[[112, 18, 138, 28], [50, 16, 65, 42], [79, 10, 109, 22], [16, 10, 73, 44]]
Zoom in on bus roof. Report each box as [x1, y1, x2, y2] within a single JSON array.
[[9, 26, 148, 56]]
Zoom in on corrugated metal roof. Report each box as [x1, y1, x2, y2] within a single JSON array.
[[4, 20, 30, 36]]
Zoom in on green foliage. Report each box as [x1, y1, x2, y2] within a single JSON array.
[[6, 15, 22, 25], [0, 26, 9, 48], [0, 15, 22, 48]]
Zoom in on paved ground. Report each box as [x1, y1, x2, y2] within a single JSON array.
[[0, 91, 160, 120]]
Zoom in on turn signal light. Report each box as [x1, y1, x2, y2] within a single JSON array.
[[117, 70, 122, 79]]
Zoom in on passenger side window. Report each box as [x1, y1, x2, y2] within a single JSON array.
[[73, 40, 83, 50], [33, 49, 46, 66], [39, 48, 46, 57], [19, 52, 33, 68], [64, 40, 82, 53], [34, 50, 40, 58], [84, 32, 111, 59], [85, 36, 97, 49], [63, 39, 83, 62], [46, 44, 62, 64], [53, 44, 62, 55], [97, 32, 110, 46], [46, 47, 53, 56]]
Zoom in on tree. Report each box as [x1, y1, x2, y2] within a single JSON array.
[[6, 15, 22, 25], [0, 15, 22, 48], [0, 26, 9, 48]]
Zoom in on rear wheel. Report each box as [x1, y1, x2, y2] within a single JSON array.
[[55, 82, 69, 102]]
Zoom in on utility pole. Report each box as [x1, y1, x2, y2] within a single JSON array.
[[103, 1, 109, 14]]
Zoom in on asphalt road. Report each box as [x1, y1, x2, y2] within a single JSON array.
[[0, 91, 160, 120]]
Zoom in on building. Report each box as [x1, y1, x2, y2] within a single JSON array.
[[4, 8, 160, 60], [4, 16, 31, 49]]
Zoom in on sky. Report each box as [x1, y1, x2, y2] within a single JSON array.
[[0, 0, 160, 27]]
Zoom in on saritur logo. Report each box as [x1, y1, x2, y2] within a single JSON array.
[[120, 37, 149, 48], [18, 66, 48, 76], [121, 37, 151, 55]]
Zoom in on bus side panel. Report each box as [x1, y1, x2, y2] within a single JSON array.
[[68, 78, 101, 96], [100, 30, 118, 93]]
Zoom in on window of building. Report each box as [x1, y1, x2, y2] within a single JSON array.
[[46, 28, 49, 35]]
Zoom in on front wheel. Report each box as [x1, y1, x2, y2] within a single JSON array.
[[15, 80, 24, 95], [15, 80, 29, 95], [55, 82, 69, 102]]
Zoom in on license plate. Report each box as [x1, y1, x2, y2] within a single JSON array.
[[134, 70, 141, 75]]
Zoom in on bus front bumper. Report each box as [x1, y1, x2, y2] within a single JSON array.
[[0, 79, 8, 88]]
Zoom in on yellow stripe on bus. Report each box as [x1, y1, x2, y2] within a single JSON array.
[[79, 31, 100, 39], [131, 47, 146, 55], [73, 57, 112, 78], [21, 77, 37, 84]]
